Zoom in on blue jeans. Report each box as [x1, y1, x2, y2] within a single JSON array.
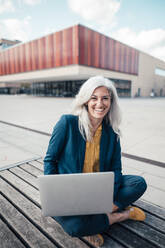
[[114, 175, 147, 210], [54, 175, 147, 237]]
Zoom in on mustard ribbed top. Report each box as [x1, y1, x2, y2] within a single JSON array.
[[83, 125, 102, 173]]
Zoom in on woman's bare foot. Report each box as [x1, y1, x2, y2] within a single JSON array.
[[107, 209, 130, 225], [112, 203, 119, 212]]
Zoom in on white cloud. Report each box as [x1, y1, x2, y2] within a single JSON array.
[[111, 28, 165, 62], [0, 16, 32, 41], [0, 0, 15, 13], [22, 0, 41, 5], [68, 0, 120, 26]]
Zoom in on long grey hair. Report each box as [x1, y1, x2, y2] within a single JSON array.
[[71, 75, 122, 141]]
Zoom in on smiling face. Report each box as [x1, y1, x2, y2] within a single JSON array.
[[87, 86, 111, 124]]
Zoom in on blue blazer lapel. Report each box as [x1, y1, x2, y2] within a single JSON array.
[[100, 122, 109, 172], [77, 131, 86, 173]]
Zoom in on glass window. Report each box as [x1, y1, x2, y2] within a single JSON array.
[[155, 68, 165, 77]]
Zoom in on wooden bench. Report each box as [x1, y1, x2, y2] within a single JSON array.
[[0, 159, 165, 248]]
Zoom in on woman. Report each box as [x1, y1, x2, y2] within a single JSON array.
[[44, 76, 147, 247]]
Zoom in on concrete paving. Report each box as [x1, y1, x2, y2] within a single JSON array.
[[0, 123, 49, 167], [0, 95, 164, 208]]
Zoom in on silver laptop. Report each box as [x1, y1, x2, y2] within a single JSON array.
[[38, 172, 114, 216]]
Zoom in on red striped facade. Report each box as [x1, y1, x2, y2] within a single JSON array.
[[0, 24, 139, 76]]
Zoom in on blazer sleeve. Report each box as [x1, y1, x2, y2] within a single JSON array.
[[111, 136, 122, 198], [44, 115, 67, 175]]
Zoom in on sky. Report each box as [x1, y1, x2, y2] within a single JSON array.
[[0, 0, 165, 61]]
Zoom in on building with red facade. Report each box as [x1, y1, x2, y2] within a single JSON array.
[[0, 24, 165, 97]]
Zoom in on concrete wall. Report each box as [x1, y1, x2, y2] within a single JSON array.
[[154, 59, 165, 96], [155, 75, 165, 96], [133, 52, 165, 97]]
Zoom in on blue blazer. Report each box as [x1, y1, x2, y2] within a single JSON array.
[[44, 114, 122, 198], [44, 114, 123, 236]]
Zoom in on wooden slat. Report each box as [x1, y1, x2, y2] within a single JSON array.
[[20, 163, 43, 177], [143, 212, 165, 233], [0, 170, 40, 204], [10, 166, 38, 188], [120, 220, 165, 248], [28, 161, 44, 171], [0, 218, 25, 248], [0, 193, 57, 248], [102, 234, 124, 248], [0, 174, 89, 247], [106, 224, 157, 248], [135, 200, 165, 219]]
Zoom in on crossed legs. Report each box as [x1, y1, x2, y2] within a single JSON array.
[[84, 175, 147, 247], [107, 175, 147, 225]]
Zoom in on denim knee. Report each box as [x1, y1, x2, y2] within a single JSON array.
[[63, 219, 87, 237], [67, 223, 84, 237], [136, 176, 147, 194], [114, 175, 147, 210], [54, 216, 87, 237]]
